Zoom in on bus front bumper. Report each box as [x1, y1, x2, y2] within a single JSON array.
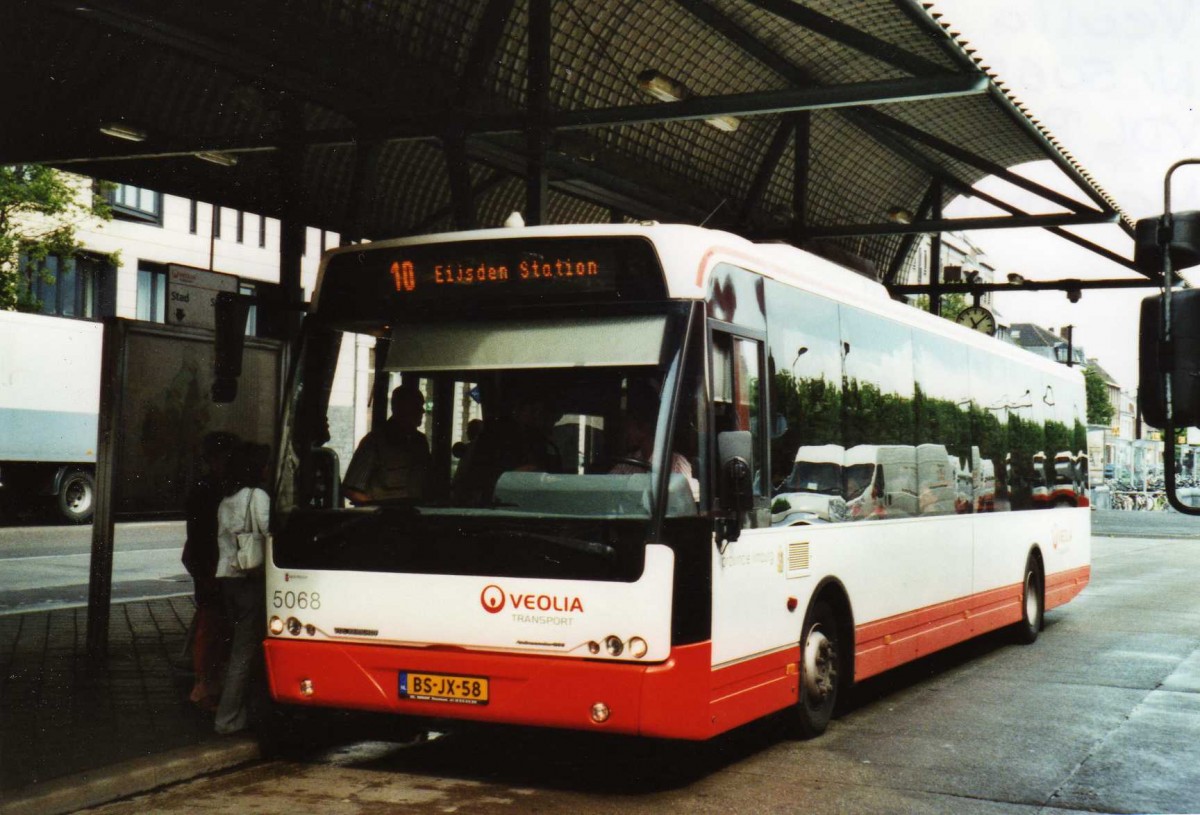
[[262, 638, 726, 739]]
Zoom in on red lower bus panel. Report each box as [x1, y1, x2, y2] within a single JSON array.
[[1044, 564, 1091, 610], [854, 565, 1092, 681], [263, 639, 803, 740]]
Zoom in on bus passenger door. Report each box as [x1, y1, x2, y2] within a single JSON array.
[[709, 328, 797, 667]]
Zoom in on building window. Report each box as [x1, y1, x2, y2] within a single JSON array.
[[236, 210, 245, 244], [189, 200, 198, 234], [19, 253, 110, 319], [258, 215, 267, 248], [107, 183, 162, 225], [213, 205, 222, 239], [240, 283, 258, 336], [136, 262, 167, 323]]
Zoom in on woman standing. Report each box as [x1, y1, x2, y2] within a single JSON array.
[[214, 442, 271, 735]]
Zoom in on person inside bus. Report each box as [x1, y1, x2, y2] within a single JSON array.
[[609, 386, 699, 502], [342, 384, 431, 505], [452, 388, 562, 505]]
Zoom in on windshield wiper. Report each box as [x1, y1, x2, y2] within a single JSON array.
[[460, 529, 616, 560]]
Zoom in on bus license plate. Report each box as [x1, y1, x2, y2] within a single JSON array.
[[399, 671, 489, 705]]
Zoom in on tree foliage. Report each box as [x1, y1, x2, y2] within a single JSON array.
[[0, 165, 112, 311], [913, 292, 970, 320], [1083, 365, 1116, 426]]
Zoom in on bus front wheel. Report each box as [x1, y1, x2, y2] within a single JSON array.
[[1014, 555, 1044, 644], [793, 599, 841, 738]]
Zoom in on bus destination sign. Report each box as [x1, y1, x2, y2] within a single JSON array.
[[387, 252, 614, 294], [316, 236, 664, 321]]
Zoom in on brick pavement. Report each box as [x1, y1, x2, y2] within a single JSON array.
[[0, 597, 229, 799]]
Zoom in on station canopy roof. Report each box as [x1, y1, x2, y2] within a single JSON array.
[[1, 0, 1146, 285]]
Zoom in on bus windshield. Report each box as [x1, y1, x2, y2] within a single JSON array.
[[278, 308, 700, 525]]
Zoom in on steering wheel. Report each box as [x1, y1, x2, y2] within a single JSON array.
[[610, 456, 651, 471]]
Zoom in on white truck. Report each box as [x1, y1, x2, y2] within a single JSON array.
[[0, 310, 101, 523], [772, 443, 847, 524]]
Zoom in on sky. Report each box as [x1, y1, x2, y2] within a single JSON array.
[[924, 0, 1200, 391]]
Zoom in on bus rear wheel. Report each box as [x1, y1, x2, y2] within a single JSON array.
[[1014, 555, 1044, 644], [792, 599, 841, 738]]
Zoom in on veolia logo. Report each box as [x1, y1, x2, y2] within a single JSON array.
[[480, 584, 506, 613]]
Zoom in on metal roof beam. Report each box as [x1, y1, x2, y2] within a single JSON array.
[[44, 0, 362, 116], [857, 108, 1109, 216], [746, 0, 953, 77], [455, 0, 517, 108], [464, 139, 711, 224], [883, 183, 939, 285], [738, 120, 794, 227], [30, 76, 988, 167], [890, 0, 1133, 235], [551, 75, 988, 131], [891, 278, 1157, 295], [843, 113, 1147, 276], [804, 211, 1117, 239]]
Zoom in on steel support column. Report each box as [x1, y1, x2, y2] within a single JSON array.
[[444, 135, 478, 230], [344, 137, 384, 243], [525, 0, 551, 225], [929, 179, 943, 317], [792, 111, 810, 243], [86, 318, 125, 661]]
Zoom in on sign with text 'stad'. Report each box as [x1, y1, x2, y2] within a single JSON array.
[[166, 265, 239, 331]]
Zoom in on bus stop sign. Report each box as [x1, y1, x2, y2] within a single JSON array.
[[167, 265, 239, 331]]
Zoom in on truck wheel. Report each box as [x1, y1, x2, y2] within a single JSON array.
[[58, 469, 95, 524]]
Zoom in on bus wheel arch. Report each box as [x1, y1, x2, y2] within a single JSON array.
[[792, 579, 854, 739], [1015, 547, 1045, 644]]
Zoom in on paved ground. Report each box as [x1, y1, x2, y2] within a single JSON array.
[[1, 510, 1197, 814]]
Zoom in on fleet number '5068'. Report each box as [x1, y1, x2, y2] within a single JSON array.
[[273, 590, 321, 610]]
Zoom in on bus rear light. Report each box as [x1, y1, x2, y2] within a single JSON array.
[[604, 635, 624, 656], [269, 616, 285, 635], [287, 617, 302, 636], [628, 637, 648, 659], [590, 702, 610, 723], [299, 678, 315, 697], [305, 623, 317, 636], [587, 641, 601, 655]]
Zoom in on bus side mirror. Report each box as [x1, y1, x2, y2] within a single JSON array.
[[717, 430, 753, 546], [213, 292, 250, 403], [1138, 288, 1200, 428], [718, 430, 754, 513]]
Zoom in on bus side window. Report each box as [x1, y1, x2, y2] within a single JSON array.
[[712, 330, 770, 528]]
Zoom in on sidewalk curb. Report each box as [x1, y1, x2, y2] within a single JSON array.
[[0, 739, 261, 815]]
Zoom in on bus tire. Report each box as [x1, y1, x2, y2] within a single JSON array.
[[1014, 555, 1043, 644], [792, 599, 841, 739], [57, 469, 95, 524]]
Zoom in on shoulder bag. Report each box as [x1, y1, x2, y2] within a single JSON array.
[[235, 489, 266, 571]]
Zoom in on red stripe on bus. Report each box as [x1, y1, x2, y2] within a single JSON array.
[[854, 564, 1090, 681], [262, 565, 1089, 739]]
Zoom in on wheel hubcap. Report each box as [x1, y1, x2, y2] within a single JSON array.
[[66, 481, 91, 513], [803, 627, 837, 702], [1024, 573, 1038, 623]]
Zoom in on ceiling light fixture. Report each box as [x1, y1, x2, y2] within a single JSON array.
[[636, 69, 739, 133], [886, 207, 913, 224], [194, 151, 239, 167], [98, 122, 147, 142]]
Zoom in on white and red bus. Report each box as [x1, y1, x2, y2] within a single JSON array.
[[262, 223, 1090, 740]]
